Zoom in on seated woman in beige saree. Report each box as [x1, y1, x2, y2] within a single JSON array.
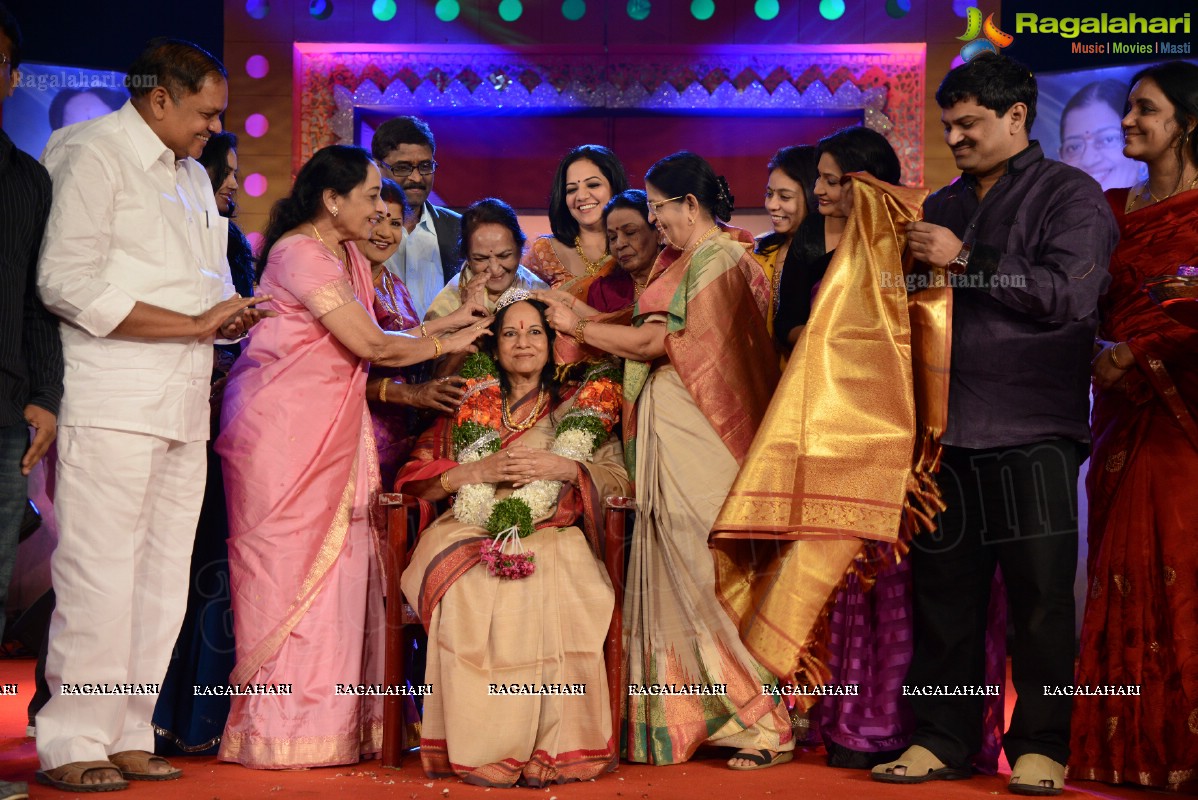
[[397, 290, 628, 787]]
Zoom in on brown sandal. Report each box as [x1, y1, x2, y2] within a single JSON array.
[[36, 761, 128, 793], [109, 750, 182, 781]]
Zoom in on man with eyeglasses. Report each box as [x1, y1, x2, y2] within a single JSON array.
[[370, 115, 461, 318], [0, 10, 60, 797]]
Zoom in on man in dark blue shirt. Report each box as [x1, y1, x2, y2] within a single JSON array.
[[872, 55, 1117, 796], [0, 6, 61, 799]]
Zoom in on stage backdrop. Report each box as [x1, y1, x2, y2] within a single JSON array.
[[294, 44, 926, 215]]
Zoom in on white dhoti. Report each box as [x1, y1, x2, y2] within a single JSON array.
[[36, 425, 205, 768]]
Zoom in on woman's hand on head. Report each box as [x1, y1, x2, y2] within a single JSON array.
[[441, 316, 494, 354], [531, 292, 581, 333], [533, 289, 597, 318], [440, 301, 489, 332]]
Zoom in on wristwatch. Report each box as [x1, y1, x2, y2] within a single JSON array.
[[947, 242, 972, 275]]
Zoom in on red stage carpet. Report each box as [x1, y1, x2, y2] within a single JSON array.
[[0, 658, 1147, 799]]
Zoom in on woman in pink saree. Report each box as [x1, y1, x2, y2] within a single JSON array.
[[216, 146, 490, 769]]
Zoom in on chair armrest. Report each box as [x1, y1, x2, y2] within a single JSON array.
[[603, 495, 637, 511]]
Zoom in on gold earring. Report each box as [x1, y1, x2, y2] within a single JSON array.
[[332, 206, 338, 217]]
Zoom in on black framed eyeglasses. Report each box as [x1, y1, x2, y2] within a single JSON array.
[[383, 159, 437, 178]]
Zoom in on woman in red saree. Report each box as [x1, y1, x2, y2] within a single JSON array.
[[1071, 61, 1198, 793]]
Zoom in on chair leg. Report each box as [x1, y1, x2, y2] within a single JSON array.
[[381, 497, 409, 768], [603, 506, 630, 753]]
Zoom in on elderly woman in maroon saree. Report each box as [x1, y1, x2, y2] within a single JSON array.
[[1070, 62, 1198, 794]]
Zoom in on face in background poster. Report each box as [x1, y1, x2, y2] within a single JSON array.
[[1, 63, 128, 158], [1032, 59, 1198, 191]]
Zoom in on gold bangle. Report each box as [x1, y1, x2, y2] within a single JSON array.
[[379, 379, 389, 403], [420, 321, 428, 338], [432, 336, 443, 358], [574, 318, 591, 346], [440, 470, 454, 494], [1109, 343, 1127, 370]]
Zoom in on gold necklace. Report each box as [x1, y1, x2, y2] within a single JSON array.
[[631, 270, 653, 299], [686, 225, 721, 251], [311, 224, 347, 265], [1130, 172, 1198, 210], [502, 387, 548, 432], [574, 236, 609, 276]]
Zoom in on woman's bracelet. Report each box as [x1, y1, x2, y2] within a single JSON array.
[[379, 378, 390, 403], [1109, 343, 1128, 370], [420, 321, 428, 338], [440, 470, 454, 494], [574, 318, 591, 346], [432, 336, 443, 358]]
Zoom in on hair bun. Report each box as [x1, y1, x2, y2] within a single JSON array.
[[713, 175, 735, 221]]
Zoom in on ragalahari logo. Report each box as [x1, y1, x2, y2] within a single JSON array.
[[958, 7, 1015, 61]]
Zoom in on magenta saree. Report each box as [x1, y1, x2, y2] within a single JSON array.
[[216, 236, 384, 768]]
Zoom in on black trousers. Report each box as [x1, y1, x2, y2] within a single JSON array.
[[906, 439, 1083, 770]]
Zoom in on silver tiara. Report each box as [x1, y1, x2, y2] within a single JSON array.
[[495, 287, 532, 311]]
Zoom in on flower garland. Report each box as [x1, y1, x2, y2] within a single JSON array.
[[450, 352, 622, 580]]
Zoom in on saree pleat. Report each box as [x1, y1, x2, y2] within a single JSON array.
[[622, 367, 791, 764]]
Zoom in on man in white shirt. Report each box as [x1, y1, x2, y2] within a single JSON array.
[[34, 38, 266, 793], [370, 116, 461, 318]]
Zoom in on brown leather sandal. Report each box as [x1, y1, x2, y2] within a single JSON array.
[[35, 761, 129, 793], [109, 750, 183, 781]]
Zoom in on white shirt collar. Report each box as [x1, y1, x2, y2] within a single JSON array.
[[117, 101, 177, 172]]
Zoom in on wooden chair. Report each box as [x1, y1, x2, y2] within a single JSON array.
[[376, 491, 637, 768]]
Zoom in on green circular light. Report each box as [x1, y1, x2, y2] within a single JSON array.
[[434, 0, 460, 21], [754, 0, 779, 20], [498, 0, 523, 22], [818, 0, 844, 20], [372, 0, 397, 21], [627, 0, 650, 20], [885, 0, 910, 18], [562, 0, 586, 20], [309, 0, 333, 19], [690, 0, 715, 20]]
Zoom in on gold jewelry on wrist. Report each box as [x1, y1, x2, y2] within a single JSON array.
[[1109, 343, 1127, 370], [420, 321, 428, 338], [432, 336, 443, 358], [440, 470, 454, 495], [574, 318, 591, 346], [379, 379, 389, 403]]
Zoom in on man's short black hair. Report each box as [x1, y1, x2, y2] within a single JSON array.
[[126, 37, 227, 102], [0, 2, 23, 70], [936, 53, 1038, 131], [371, 116, 436, 161]]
